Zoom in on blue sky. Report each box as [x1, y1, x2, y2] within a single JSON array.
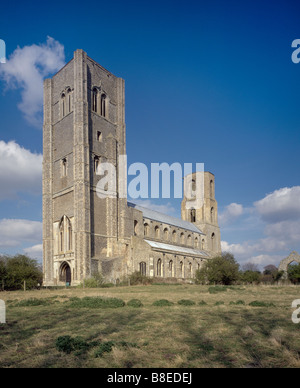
[[0, 0, 299, 268]]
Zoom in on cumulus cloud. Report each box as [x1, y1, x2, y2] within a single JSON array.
[[222, 186, 300, 268], [0, 140, 42, 200], [24, 244, 43, 260], [219, 203, 244, 226], [255, 186, 300, 223], [0, 219, 42, 249], [0, 37, 65, 127]]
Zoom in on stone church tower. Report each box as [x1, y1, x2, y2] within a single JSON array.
[[181, 172, 221, 255], [43, 50, 129, 286], [43, 50, 222, 286]]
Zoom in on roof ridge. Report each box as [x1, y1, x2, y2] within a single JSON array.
[[128, 202, 204, 234]]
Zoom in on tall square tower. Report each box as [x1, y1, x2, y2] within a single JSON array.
[[43, 50, 127, 286]]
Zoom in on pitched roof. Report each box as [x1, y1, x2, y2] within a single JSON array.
[[145, 240, 209, 257], [128, 202, 204, 234]]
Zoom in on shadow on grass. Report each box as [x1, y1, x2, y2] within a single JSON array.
[[177, 308, 300, 368]]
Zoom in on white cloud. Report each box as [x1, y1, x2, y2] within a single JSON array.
[[246, 254, 283, 268], [0, 37, 65, 127], [255, 186, 300, 223], [0, 140, 42, 200], [219, 203, 244, 226], [221, 186, 300, 268], [24, 244, 43, 260], [0, 219, 42, 249], [132, 200, 176, 216]]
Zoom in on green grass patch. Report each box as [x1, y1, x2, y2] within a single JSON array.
[[178, 299, 196, 306], [153, 299, 174, 307], [12, 298, 54, 307], [208, 286, 228, 294], [68, 297, 125, 309], [55, 335, 100, 355], [127, 299, 143, 308], [199, 300, 208, 306]]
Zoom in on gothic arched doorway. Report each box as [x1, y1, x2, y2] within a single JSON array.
[[60, 262, 72, 286]]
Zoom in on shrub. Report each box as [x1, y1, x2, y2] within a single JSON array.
[[288, 264, 300, 284], [230, 300, 246, 306], [153, 299, 174, 307], [240, 271, 261, 284], [127, 299, 143, 308], [69, 297, 125, 309], [178, 299, 196, 306], [208, 286, 227, 294], [215, 301, 225, 306], [94, 341, 115, 358], [129, 271, 153, 286], [196, 253, 240, 285], [199, 300, 208, 306], [55, 336, 99, 355], [78, 272, 105, 288], [249, 301, 275, 307]]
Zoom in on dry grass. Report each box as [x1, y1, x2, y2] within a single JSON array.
[[1, 284, 300, 368]]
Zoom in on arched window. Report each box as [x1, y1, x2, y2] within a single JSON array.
[[211, 233, 215, 251], [61, 93, 66, 117], [189, 262, 192, 277], [201, 239, 205, 250], [172, 230, 177, 243], [195, 237, 199, 249], [140, 262, 146, 276], [67, 88, 72, 113], [94, 156, 100, 173], [92, 88, 98, 113], [211, 207, 214, 223], [134, 220, 138, 236], [59, 216, 73, 253], [190, 208, 196, 223], [144, 223, 150, 237], [187, 235, 192, 246], [179, 261, 183, 278], [62, 158, 67, 177], [180, 233, 185, 245], [157, 259, 162, 277], [210, 180, 214, 198], [101, 94, 106, 117], [164, 228, 169, 240], [97, 131, 103, 142], [155, 226, 160, 239], [192, 179, 196, 192], [169, 260, 174, 277]]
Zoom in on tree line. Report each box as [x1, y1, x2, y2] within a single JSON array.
[[0, 255, 43, 291], [195, 252, 300, 285]]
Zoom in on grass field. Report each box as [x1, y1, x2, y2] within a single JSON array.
[[1, 284, 300, 368]]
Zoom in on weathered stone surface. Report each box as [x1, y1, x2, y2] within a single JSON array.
[[43, 50, 222, 286]]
